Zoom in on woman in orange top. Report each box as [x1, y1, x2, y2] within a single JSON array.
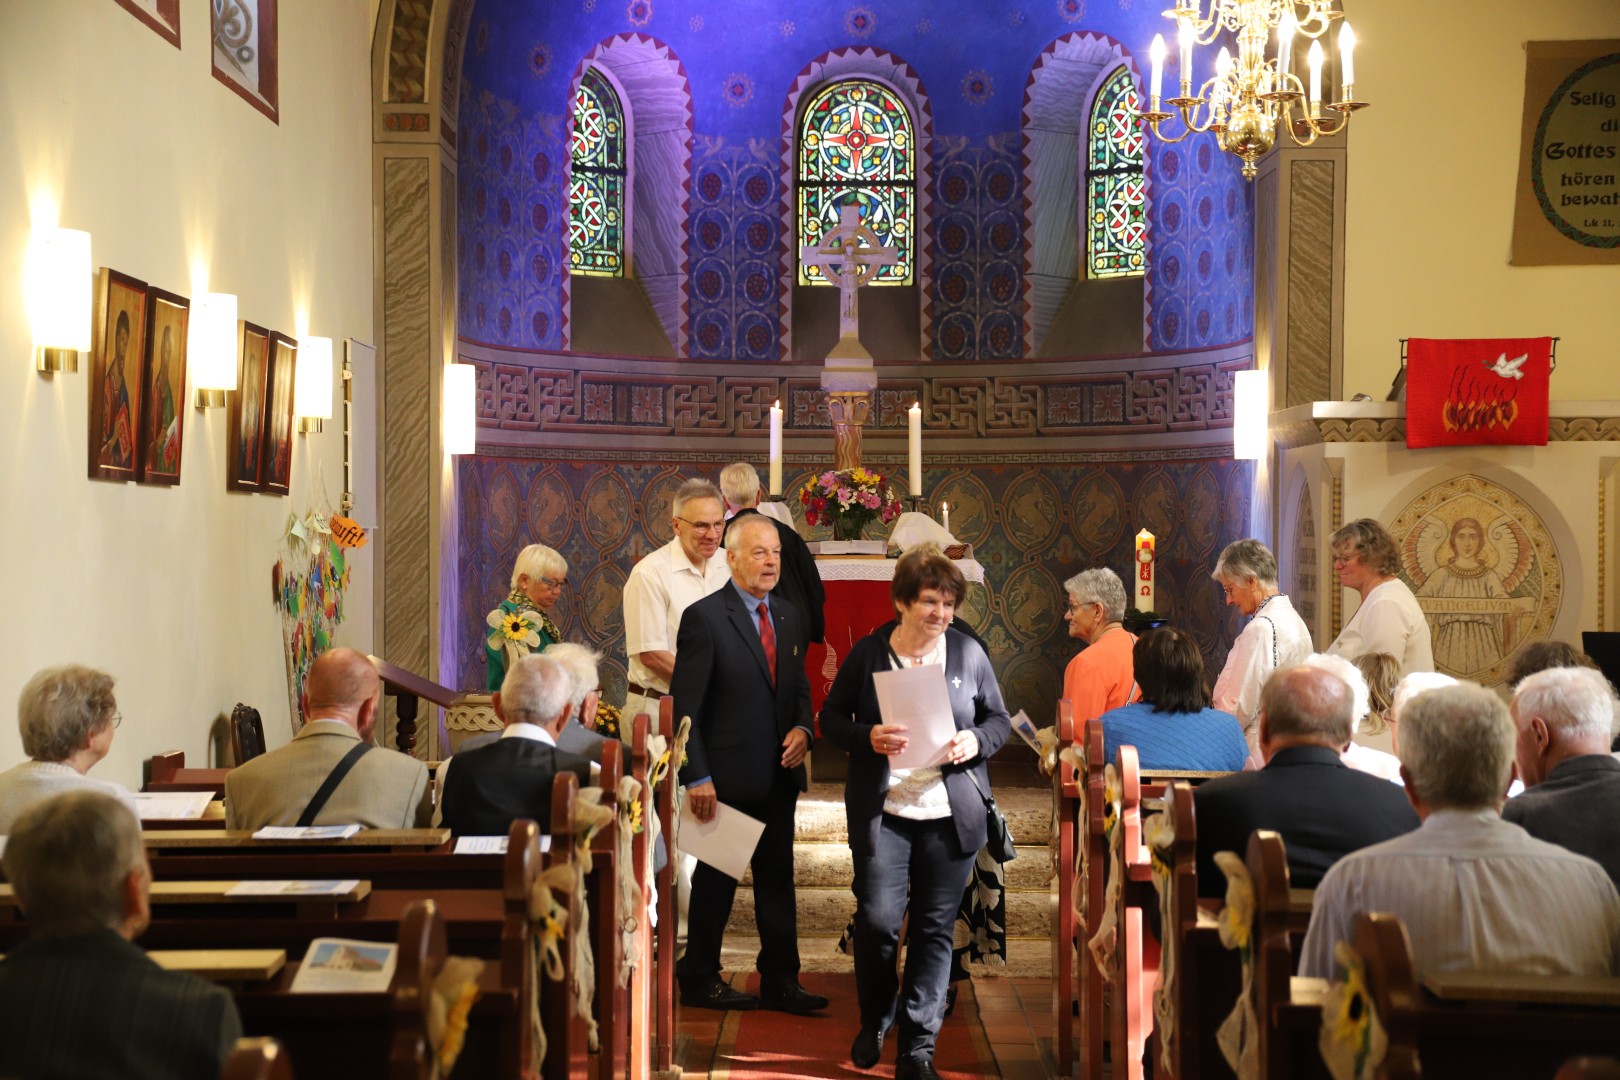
[[1062, 568, 1139, 726]]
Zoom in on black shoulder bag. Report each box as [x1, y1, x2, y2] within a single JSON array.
[[295, 741, 373, 827]]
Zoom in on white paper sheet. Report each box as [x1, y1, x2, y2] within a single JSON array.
[[226, 879, 361, 897], [873, 663, 957, 770], [132, 791, 214, 820], [289, 938, 399, 993], [1009, 709, 1042, 752], [252, 825, 361, 841], [677, 799, 766, 881]]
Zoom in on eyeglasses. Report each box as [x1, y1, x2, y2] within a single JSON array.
[[1068, 600, 1101, 614], [110, 712, 123, 729], [537, 576, 567, 589], [677, 517, 726, 534]]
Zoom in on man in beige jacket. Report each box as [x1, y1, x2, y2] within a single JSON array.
[[225, 648, 431, 830]]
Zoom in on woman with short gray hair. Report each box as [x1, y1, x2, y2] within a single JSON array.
[[1210, 539, 1313, 761], [1061, 567, 1140, 726], [484, 543, 570, 691], [0, 665, 136, 832]]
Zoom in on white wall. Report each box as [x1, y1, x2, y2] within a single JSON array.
[[0, 0, 375, 787], [1343, 0, 1620, 400]]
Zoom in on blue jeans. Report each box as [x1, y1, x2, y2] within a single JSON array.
[[851, 813, 976, 1063]]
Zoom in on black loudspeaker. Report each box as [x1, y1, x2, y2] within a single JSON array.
[[1580, 632, 1620, 691]]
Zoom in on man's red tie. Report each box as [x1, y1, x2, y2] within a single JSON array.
[[758, 602, 776, 686]]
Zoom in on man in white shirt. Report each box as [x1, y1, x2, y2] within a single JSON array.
[[1301, 681, 1620, 979], [438, 653, 593, 835], [622, 478, 731, 724]]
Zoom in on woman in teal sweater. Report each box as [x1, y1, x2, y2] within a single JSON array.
[[484, 544, 567, 691]]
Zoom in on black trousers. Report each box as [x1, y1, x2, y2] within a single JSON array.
[[851, 813, 976, 1064], [677, 772, 802, 988]]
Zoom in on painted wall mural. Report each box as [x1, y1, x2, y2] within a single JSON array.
[[1389, 474, 1562, 686], [455, 453, 1256, 724]]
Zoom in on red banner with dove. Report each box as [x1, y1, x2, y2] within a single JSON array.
[[1405, 337, 1553, 449]]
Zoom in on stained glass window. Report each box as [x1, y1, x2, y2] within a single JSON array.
[[797, 79, 914, 286], [1086, 67, 1146, 279], [570, 67, 626, 277]]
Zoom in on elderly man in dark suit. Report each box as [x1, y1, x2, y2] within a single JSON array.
[[1194, 663, 1419, 898], [0, 791, 242, 1080], [672, 514, 826, 1015], [1507, 665, 1620, 886]]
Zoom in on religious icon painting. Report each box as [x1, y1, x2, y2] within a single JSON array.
[[136, 287, 190, 487], [88, 267, 149, 483], [227, 321, 272, 493], [260, 331, 298, 496]]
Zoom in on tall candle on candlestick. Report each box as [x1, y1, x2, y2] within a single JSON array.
[[768, 400, 783, 496], [941, 501, 950, 534], [1135, 529, 1156, 612], [908, 402, 922, 498]]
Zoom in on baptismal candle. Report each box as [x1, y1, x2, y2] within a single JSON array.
[[908, 402, 922, 498], [941, 501, 950, 534], [1135, 529, 1156, 612], [768, 400, 783, 496]]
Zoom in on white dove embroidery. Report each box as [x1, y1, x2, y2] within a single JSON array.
[[1486, 352, 1528, 380]]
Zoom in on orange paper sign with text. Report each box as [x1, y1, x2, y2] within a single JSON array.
[[329, 514, 369, 549], [1405, 337, 1552, 449]]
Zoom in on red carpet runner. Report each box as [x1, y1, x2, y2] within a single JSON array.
[[708, 972, 998, 1079]]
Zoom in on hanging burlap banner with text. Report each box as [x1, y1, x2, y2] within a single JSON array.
[[1511, 40, 1620, 266]]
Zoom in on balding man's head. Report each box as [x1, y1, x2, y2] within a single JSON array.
[[1259, 664, 1355, 757], [301, 648, 383, 739]]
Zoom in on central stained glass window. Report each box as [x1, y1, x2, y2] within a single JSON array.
[[570, 67, 626, 277], [1086, 66, 1146, 279], [797, 79, 914, 286]]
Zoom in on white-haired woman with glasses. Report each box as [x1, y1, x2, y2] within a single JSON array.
[[0, 665, 136, 832], [484, 543, 571, 692], [1210, 539, 1314, 762]]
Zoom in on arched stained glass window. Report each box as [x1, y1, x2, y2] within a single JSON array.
[[797, 79, 914, 286], [1086, 67, 1146, 279], [570, 67, 626, 277]]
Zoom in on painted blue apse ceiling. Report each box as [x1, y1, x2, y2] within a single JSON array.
[[456, 0, 1255, 358]]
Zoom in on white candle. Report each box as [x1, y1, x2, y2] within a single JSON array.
[[1135, 529, 1156, 613], [941, 501, 950, 534], [1277, 9, 1295, 87], [768, 400, 783, 496], [1308, 40, 1324, 105], [908, 402, 922, 497], [1150, 34, 1166, 103], [1338, 22, 1356, 93], [1213, 47, 1232, 118], [1177, 20, 1195, 91]]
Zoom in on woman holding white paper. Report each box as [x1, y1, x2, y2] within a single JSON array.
[[820, 552, 1011, 1080]]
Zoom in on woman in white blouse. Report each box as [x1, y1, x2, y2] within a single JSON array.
[[1211, 539, 1314, 763], [1325, 518, 1435, 676]]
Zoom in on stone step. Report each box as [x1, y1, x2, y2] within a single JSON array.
[[724, 883, 1054, 939], [745, 842, 1055, 892], [720, 932, 1053, 980], [792, 783, 1051, 847]]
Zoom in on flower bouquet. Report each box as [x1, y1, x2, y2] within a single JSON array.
[[799, 466, 903, 540]]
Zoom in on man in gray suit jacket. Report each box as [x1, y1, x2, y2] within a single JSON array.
[[1507, 665, 1620, 886], [226, 648, 432, 830], [0, 791, 241, 1080]]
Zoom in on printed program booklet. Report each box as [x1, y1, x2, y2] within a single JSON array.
[[290, 938, 398, 993]]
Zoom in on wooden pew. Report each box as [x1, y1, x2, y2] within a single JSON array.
[[541, 772, 583, 1080], [1110, 744, 1157, 1080], [624, 708, 655, 1080], [222, 1038, 293, 1080], [1078, 715, 1108, 1080], [653, 696, 680, 1079], [1050, 700, 1079, 1080], [146, 749, 230, 795]]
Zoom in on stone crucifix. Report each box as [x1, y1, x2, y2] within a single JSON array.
[[800, 203, 899, 470]]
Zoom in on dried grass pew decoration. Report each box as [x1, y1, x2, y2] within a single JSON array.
[[1086, 762, 1124, 983], [614, 770, 644, 989], [1213, 849, 1259, 1079], [427, 955, 485, 1077], [1144, 807, 1177, 1077]]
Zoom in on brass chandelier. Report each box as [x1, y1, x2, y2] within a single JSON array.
[[1139, 0, 1366, 180]]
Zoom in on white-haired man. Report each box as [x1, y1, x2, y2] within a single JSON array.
[[0, 791, 242, 1079], [1507, 666, 1620, 886], [439, 653, 593, 836], [719, 461, 826, 647], [1301, 682, 1620, 978]]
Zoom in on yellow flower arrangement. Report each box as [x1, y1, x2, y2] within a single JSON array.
[[624, 796, 644, 835], [1319, 940, 1388, 1080], [1101, 763, 1121, 837], [1213, 851, 1255, 955], [486, 606, 541, 656], [437, 979, 480, 1072], [1143, 812, 1175, 883]]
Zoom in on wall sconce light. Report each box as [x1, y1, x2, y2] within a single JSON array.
[[444, 363, 476, 455], [1233, 368, 1269, 460], [295, 335, 333, 434], [189, 292, 238, 408], [27, 226, 92, 373]]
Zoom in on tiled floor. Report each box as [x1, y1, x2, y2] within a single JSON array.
[[674, 975, 1061, 1079]]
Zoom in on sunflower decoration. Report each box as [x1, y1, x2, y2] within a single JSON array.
[[1319, 940, 1388, 1080], [487, 606, 541, 665], [592, 700, 622, 739], [1101, 763, 1121, 838], [1143, 811, 1175, 884], [622, 795, 644, 835], [1213, 850, 1255, 956]]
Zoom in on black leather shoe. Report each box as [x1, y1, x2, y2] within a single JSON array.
[[896, 1059, 944, 1080], [759, 981, 829, 1014], [679, 977, 759, 1011], [850, 1025, 886, 1069], [944, 983, 959, 1018]]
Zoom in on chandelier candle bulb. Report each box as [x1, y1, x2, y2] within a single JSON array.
[[1338, 22, 1355, 95], [907, 402, 922, 497], [1214, 47, 1233, 118], [769, 400, 783, 496], [1178, 20, 1195, 93], [1150, 34, 1166, 105], [1135, 529, 1157, 613], [1277, 9, 1295, 87], [1308, 40, 1324, 114]]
